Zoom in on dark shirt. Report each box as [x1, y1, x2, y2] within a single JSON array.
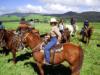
[[84, 20, 89, 28], [70, 18, 76, 25]]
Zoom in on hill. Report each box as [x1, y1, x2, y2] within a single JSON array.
[[0, 11, 100, 22]]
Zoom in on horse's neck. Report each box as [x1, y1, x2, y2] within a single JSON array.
[[26, 33, 42, 49], [5, 31, 14, 40]]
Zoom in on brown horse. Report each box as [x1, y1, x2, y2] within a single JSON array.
[[0, 29, 24, 63], [61, 28, 70, 43], [22, 31, 84, 75], [81, 26, 93, 44]]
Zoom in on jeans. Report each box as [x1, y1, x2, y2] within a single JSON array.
[[44, 37, 57, 63]]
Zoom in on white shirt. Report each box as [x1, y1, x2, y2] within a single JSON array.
[[29, 21, 34, 27], [59, 24, 64, 31]]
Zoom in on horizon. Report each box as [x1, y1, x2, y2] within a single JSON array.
[[1, 11, 100, 16], [0, 0, 100, 15]]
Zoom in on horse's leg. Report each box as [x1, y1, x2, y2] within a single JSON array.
[[87, 36, 91, 44], [71, 54, 83, 75], [82, 35, 84, 42], [65, 49, 83, 75], [70, 63, 80, 75], [12, 49, 16, 64], [3, 47, 10, 56], [37, 62, 44, 75]]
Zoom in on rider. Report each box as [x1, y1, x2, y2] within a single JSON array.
[[58, 18, 65, 34], [44, 17, 61, 64], [80, 19, 89, 40], [70, 17, 76, 35], [0, 21, 5, 30], [84, 19, 89, 29], [81, 20, 89, 34], [16, 17, 29, 34], [28, 19, 35, 29]]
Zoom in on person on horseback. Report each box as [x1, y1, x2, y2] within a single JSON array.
[[44, 17, 61, 64], [58, 18, 65, 34], [16, 17, 29, 34], [28, 19, 35, 29], [0, 21, 5, 30], [84, 19, 89, 29], [70, 17, 76, 35], [80, 19, 89, 35]]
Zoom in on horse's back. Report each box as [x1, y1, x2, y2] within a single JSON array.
[[63, 43, 83, 57]]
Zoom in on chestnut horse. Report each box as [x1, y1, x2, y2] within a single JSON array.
[[22, 31, 84, 75]]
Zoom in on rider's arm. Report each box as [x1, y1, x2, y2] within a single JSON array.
[[53, 27, 61, 42]]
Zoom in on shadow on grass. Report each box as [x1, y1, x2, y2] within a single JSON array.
[[79, 39, 87, 44], [24, 62, 72, 75], [8, 52, 32, 63], [0, 47, 10, 55], [97, 44, 100, 47]]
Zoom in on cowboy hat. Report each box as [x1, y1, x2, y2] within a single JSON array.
[[50, 17, 57, 23]]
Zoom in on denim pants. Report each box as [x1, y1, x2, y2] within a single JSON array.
[[44, 37, 57, 63]]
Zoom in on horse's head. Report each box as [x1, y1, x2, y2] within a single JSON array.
[[22, 29, 41, 49]]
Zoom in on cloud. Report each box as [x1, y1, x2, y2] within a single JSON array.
[[42, 0, 100, 7], [0, 7, 15, 15], [17, 4, 45, 13], [17, 4, 81, 14], [17, 0, 100, 14], [0, 0, 100, 15]]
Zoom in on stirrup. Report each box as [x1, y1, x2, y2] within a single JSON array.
[[43, 60, 51, 65]]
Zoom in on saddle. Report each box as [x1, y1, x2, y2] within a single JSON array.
[[40, 44, 63, 53], [51, 44, 63, 52]]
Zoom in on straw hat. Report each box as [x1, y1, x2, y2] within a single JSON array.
[[50, 17, 57, 23]]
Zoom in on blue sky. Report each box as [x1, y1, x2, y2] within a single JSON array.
[[0, 0, 100, 15], [0, 0, 42, 9]]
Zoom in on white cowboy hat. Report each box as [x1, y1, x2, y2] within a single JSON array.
[[50, 17, 57, 22]]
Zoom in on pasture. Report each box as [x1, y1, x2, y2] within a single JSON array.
[[0, 22, 100, 75]]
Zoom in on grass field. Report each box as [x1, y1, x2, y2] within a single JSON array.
[[0, 22, 100, 75]]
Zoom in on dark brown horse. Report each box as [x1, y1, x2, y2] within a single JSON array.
[[81, 26, 93, 44], [22, 31, 84, 75], [61, 28, 70, 43], [0, 29, 23, 63]]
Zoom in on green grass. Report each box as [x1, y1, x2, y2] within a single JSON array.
[[0, 22, 100, 75]]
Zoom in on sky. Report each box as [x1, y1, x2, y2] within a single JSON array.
[[0, 0, 100, 15]]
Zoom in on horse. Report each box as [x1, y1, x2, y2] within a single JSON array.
[[0, 29, 24, 63], [80, 26, 93, 44], [61, 28, 70, 43], [65, 24, 79, 36], [22, 30, 84, 75]]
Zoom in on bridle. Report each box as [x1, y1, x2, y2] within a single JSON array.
[[22, 32, 43, 53]]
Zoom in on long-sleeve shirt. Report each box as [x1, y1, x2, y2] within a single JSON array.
[[50, 26, 61, 41]]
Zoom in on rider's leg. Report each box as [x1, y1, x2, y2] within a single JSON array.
[[44, 37, 57, 63]]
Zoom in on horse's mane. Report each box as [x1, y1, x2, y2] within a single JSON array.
[[3, 30, 14, 41]]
